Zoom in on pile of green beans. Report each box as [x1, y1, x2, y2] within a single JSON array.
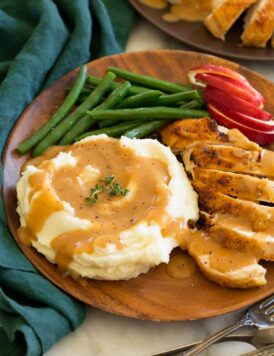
[[17, 65, 208, 157], [17, 66, 88, 155]]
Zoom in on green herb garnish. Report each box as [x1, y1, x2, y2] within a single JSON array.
[[85, 184, 103, 206], [85, 175, 129, 206]]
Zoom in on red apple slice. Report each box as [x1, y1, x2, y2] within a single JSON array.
[[196, 73, 265, 108], [195, 73, 261, 107], [188, 64, 265, 108], [204, 86, 272, 121], [208, 98, 274, 132], [188, 65, 249, 84], [208, 103, 274, 145]]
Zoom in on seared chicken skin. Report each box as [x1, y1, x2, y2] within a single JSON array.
[[161, 117, 274, 288]]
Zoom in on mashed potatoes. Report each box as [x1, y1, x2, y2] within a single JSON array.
[[17, 135, 198, 280]]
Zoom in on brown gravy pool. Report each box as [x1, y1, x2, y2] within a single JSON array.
[[166, 253, 197, 279]]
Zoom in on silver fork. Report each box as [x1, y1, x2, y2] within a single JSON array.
[[152, 326, 274, 356], [242, 344, 274, 356], [183, 294, 274, 356]]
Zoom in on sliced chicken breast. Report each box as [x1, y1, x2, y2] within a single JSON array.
[[195, 190, 274, 260], [242, 0, 274, 48], [188, 231, 266, 288], [160, 118, 274, 288], [196, 187, 273, 228], [192, 168, 274, 203], [161, 118, 260, 152], [160, 117, 228, 152], [204, 0, 257, 41], [190, 144, 274, 178], [208, 215, 274, 261]]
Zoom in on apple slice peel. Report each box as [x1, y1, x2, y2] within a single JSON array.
[[204, 86, 272, 122], [188, 64, 265, 108], [195, 73, 262, 107], [207, 98, 274, 132], [208, 104, 274, 145]]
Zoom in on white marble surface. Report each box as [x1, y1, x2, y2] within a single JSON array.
[[46, 18, 274, 356]]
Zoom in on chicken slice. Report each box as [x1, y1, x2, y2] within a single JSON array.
[[242, 0, 274, 48], [160, 117, 228, 152], [188, 230, 266, 288], [204, 0, 257, 41], [196, 187, 273, 229], [193, 184, 274, 260], [226, 128, 261, 152], [192, 167, 274, 203], [205, 213, 274, 261], [161, 118, 260, 152], [190, 144, 274, 178]]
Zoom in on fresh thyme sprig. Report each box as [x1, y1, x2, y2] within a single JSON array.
[[85, 175, 129, 206], [85, 184, 103, 206]]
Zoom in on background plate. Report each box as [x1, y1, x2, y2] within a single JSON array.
[[2, 50, 274, 321], [129, 0, 274, 61]]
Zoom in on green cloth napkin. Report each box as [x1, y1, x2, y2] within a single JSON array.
[[0, 1, 136, 355]]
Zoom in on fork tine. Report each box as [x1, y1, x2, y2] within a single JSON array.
[[259, 295, 274, 309], [264, 305, 274, 316]]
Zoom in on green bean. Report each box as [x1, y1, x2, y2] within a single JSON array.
[[180, 100, 203, 109], [94, 82, 131, 110], [68, 85, 93, 95], [32, 71, 116, 157], [117, 90, 162, 109], [60, 82, 131, 145], [98, 119, 122, 129], [197, 89, 205, 101], [77, 93, 89, 103], [86, 75, 149, 96], [78, 94, 108, 105], [86, 107, 209, 121], [97, 90, 162, 128], [98, 92, 200, 128], [108, 66, 192, 93], [124, 120, 170, 139], [148, 90, 200, 107], [60, 114, 97, 143], [81, 87, 93, 95], [17, 65, 87, 155], [76, 120, 142, 141]]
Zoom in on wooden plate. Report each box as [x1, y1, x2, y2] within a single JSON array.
[[3, 50, 274, 321], [129, 0, 274, 61]]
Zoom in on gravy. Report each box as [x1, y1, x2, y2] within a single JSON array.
[[166, 253, 197, 279], [188, 231, 257, 273]]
